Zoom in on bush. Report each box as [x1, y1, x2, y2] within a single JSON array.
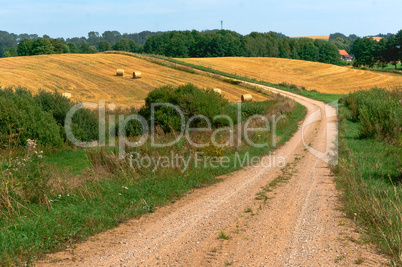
[[34, 90, 99, 142], [138, 84, 237, 132], [0, 87, 99, 147], [240, 101, 273, 118], [279, 82, 306, 91], [343, 87, 401, 144], [0, 88, 62, 147]]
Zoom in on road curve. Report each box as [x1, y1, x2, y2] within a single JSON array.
[[39, 79, 389, 266]]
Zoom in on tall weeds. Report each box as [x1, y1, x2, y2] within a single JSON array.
[[336, 92, 402, 264], [343, 87, 401, 145]]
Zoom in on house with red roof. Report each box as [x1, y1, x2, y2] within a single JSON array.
[[339, 50, 352, 61]]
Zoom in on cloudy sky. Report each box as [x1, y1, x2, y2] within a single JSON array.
[[0, 0, 400, 38]]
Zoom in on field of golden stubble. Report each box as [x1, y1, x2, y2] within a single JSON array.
[[0, 54, 268, 107], [180, 57, 402, 94]]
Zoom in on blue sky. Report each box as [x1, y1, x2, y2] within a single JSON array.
[[0, 0, 400, 38]]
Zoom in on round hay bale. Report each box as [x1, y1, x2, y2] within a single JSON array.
[[241, 94, 252, 102], [213, 88, 221, 94], [133, 71, 142, 79], [116, 69, 124, 76], [62, 92, 72, 99]]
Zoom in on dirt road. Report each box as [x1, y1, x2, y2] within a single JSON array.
[[39, 83, 389, 266]]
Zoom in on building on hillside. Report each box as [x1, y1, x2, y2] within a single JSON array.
[[339, 50, 352, 61]]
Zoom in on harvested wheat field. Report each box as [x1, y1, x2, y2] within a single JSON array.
[[0, 54, 268, 107], [291, 35, 330, 40], [180, 57, 402, 94]]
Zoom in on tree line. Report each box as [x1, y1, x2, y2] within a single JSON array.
[[1, 29, 401, 68], [142, 30, 341, 64], [1, 29, 341, 64], [0, 30, 160, 57], [8, 37, 144, 57], [351, 30, 402, 68]]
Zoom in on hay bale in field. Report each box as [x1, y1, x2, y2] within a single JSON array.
[[133, 71, 142, 79], [241, 94, 252, 102], [213, 88, 221, 94], [62, 92, 71, 99], [116, 69, 124, 76]]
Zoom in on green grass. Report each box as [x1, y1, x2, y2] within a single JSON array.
[[334, 105, 401, 265], [218, 231, 231, 240], [341, 115, 400, 183], [371, 62, 401, 70], [45, 149, 91, 175], [357, 63, 402, 75]]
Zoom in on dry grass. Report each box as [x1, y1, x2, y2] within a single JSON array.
[[0, 54, 268, 108], [180, 57, 402, 94], [291, 35, 330, 40]]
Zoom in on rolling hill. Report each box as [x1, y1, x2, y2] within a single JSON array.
[[0, 54, 268, 107], [179, 57, 402, 94]]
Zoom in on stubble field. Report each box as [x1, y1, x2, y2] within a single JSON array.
[[180, 57, 402, 94], [0, 54, 268, 107]]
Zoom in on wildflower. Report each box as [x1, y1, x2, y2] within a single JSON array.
[[26, 139, 37, 150]]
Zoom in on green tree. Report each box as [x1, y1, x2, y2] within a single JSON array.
[[278, 39, 290, 58], [129, 40, 140, 53], [165, 36, 188, 57], [31, 38, 54, 55], [8, 47, 17, 57], [351, 38, 378, 67], [98, 40, 112, 52], [288, 39, 300, 59], [0, 30, 18, 57], [87, 45, 98, 54], [63, 44, 70, 53], [376, 38, 387, 68], [329, 37, 351, 52], [67, 42, 79, 53], [317, 41, 340, 64], [102, 31, 122, 44], [50, 39, 65, 54], [17, 39, 33, 56], [395, 29, 402, 65], [66, 37, 86, 48], [299, 41, 319, 62], [383, 35, 399, 69], [3, 51, 11, 57], [113, 39, 130, 51], [189, 33, 213, 57], [87, 31, 100, 46], [80, 43, 90, 53]]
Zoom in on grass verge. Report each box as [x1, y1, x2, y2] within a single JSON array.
[[334, 104, 401, 265]]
